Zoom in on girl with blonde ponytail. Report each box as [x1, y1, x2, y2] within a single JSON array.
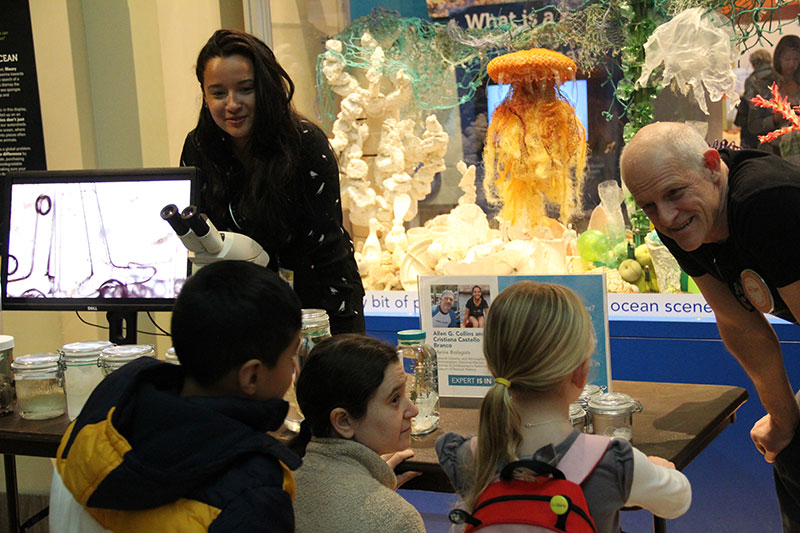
[[436, 281, 692, 532]]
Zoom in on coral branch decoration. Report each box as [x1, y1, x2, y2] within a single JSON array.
[[751, 82, 800, 144]]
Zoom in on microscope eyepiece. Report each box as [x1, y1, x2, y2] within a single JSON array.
[[161, 204, 189, 235], [182, 206, 212, 238]]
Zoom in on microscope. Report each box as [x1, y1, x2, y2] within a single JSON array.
[[161, 204, 269, 272]]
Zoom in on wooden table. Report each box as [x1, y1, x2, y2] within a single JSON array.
[[0, 380, 747, 532], [0, 411, 69, 532], [397, 380, 749, 532]]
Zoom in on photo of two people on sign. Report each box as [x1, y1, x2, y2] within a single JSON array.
[[431, 284, 491, 329]]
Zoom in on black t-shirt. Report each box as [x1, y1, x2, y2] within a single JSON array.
[[465, 297, 489, 318], [659, 149, 800, 323]]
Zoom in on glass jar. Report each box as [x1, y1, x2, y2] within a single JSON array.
[[569, 402, 587, 432], [577, 384, 603, 410], [164, 347, 180, 365], [296, 309, 332, 369], [98, 344, 156, 376], [397, 329, 439, 436], [284, 309, 332, 433], [578, 383, 604, 433], [11, 353, 66, 420], [0, 335, 15, 415], [587, 392, 643, 442], [59, 340, 113, 420]]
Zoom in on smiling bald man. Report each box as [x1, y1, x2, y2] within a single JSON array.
[[621, 121, 800, 532]]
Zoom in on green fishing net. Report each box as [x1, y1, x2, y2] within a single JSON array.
[[317, 3, 800, 131]]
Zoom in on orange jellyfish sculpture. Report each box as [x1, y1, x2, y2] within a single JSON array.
[[484, 48, 587, 231]]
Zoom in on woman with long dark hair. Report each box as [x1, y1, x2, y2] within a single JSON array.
[[181, 29, 364, 333]]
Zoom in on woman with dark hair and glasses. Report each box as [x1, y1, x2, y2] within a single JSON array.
[[181, 29, 364, 334], [290, 334, 425, 532]]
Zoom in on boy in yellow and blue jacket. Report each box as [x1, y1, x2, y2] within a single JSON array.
[[50, 261, 302, 532]]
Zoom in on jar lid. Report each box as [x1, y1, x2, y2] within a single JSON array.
[[588, 392, 636, 414], [61, 340, 114, 357], [99, 344, 155, 362], [0, 335, 14, 351], [11, 352, 60, 371], [301, 308, 330, 329], [569, 402, 586, 418], [579, 384, 602, 399], [397, 329, 426, 342], [165, 347, 179, 362]]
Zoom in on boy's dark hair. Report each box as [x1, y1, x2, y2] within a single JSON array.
[[171, 261, 301, 387], [289, 334, 398, 456]]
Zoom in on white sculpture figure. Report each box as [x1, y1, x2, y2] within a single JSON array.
[[322, 39, 359, 97], [384, 194, 410, 255], [322, 30, 448, 253], [361, 218, 382, 274], [456, 160, 477, 205]]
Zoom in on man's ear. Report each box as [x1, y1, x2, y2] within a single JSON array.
[[238, 359, 263, 396], [703, 149, 721, 174], [330, 407, 356, 439]]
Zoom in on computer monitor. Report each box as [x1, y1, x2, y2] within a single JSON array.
[[1, 168, 196, 342], [486, 79, 589, 140]]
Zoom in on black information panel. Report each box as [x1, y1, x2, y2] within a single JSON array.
[[0, 0, 46, 177]]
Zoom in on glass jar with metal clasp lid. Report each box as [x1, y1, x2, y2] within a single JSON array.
[[58, 340, 113, 420], [587, 392, 643, 442], [577, 383, 604, 432], [284, 309, 332, 432], [98, 344, 156, 376], [11, 353, 66, 420], [569, 402, 587, 432]]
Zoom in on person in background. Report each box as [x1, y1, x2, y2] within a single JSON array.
[[437, 281, 691, 532], [620, 121, 800, 531], [181, 29, 364, 334], [432, 288, 459, 327], [462, 285, 489, 328], [49, 261, 303, 532], [736, 48, 779, 149], [290, 334, 425, 532], [746, 36, 800, 156]]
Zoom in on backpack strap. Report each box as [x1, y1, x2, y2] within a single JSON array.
[[556, 433, 612, 484]]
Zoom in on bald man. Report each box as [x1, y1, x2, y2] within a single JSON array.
[[621, 121, 800, 531]]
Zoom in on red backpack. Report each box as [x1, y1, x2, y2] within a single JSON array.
[[449, 433, 611, 532]]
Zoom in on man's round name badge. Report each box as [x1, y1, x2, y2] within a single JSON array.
[[740, 269, 774, 313]]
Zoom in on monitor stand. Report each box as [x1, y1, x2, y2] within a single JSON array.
[[106, 311, 137, 344]]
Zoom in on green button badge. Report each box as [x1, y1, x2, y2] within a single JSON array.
[[550, 495, 569, 515]]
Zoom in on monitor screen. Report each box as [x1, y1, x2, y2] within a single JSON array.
[[1, 168, 195, 312], [486, 80, 589, 140]]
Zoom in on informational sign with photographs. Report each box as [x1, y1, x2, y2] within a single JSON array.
[[419, 274, 610, 398]]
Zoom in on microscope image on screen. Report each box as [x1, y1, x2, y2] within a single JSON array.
[[6, 181, 190, 300]]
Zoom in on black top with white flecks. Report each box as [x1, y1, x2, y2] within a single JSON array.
[[181, 121, 365, 333]]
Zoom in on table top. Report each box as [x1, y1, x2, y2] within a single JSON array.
[[397, 380, 748, 492], [0, 410, 70, 457], [0, 380, 748, 492]]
